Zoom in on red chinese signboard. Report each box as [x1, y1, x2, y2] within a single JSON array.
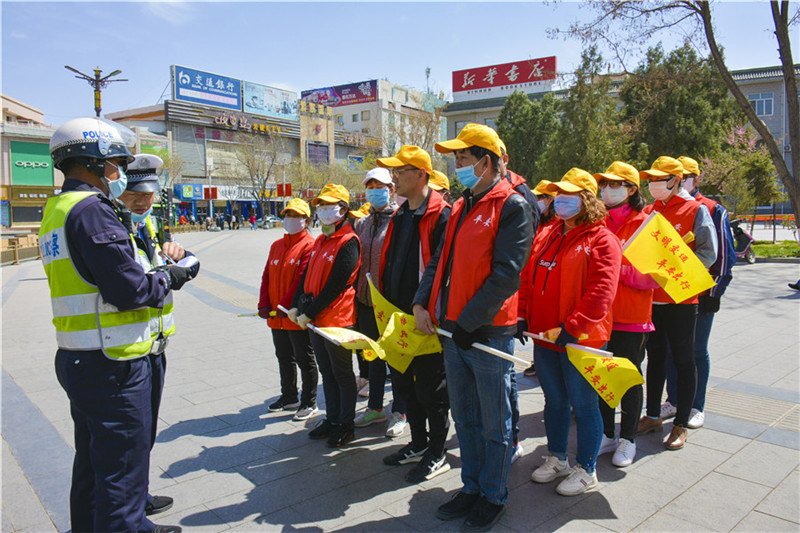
[[452, 56, 557, 93]]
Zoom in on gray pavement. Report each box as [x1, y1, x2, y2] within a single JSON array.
[[2, 227, 799, 532]]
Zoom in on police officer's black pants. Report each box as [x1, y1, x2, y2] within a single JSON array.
[[310, 331, 356, 430], [56, 350, 152, 533], [270, 328, 318, 406], [391, 352, 450, 457]]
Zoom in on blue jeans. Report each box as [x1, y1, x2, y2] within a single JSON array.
[[666, 309, 713, 411], [443, 336, 514, 506], [534, 344, 602, 473]]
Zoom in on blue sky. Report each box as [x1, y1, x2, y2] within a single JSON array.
[[2, 1, 796, 126]]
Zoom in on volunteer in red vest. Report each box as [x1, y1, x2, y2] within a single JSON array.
[[429, 169, 451, 203], [375, 145, 452, 483], [413, 124, 533, 530], [660, 156, 736, 429], [352, 168, 407, 438], [637, 156, 717, 450], [258, 198, 318, 421], [498, 140, 540, 231], [520, 169, 621, 496], [288, 184, 361, 448], [594, 162, 657, 467]]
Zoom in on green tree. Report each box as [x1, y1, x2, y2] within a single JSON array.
[[620, 44, 743, 161], [496, 90, 559, 183], [539, 47, 632, 179]]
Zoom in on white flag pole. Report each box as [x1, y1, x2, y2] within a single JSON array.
[[437, 328, 529, 366], [277, 305, 341, 346]]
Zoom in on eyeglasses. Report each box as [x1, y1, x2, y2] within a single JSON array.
[[391, 167, 418, 177], [599, 181, 629, 189]]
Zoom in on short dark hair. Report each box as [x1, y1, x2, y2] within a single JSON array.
[[467, 146, 500, 174]]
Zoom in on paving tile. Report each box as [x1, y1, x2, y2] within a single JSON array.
[[715, 440, 800, 487], [660, 471, 771, 532], [150, 503, 233, 533], [754, 469, 800, 524], [688, 427, 752, 454], [733, 511, 799, 531], [2, 438, 56, 532], [226, 506, 307, 531], [633, 509, 714, 531], [630, 439, 730, 491], [757, 427, 800, 450], [532, 512, 616, 532]]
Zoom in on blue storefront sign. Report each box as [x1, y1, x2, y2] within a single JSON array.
[[173, 183, 203, 200], [172, 65, 242, 111]]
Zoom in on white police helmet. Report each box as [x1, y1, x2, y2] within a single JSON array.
[[126, 153, 164, 193], [49, 117, 135, 174]]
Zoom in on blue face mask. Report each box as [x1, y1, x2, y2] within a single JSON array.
[[104, 164, 128, 199], [537, 199, 549, 214], [455, 160, 484, 190], [365, 187, 390, 208], [554, 195, 582, 220], [131, 207, 153, 225]]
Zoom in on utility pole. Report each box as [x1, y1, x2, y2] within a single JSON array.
[[64, 65, 127, 117]]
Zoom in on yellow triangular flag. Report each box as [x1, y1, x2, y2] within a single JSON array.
[[566, 345, 644, 408], [368, 276, 402, 337], [622, 212, 715, 303], [316, 327, 386, 361]]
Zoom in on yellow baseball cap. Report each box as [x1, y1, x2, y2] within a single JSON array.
[[594, 161, 640, 187], [639, 156, 684, 180], [435, 123, 503, 157], [429, 170, 450, 191], [678, 156, 700, 176], [532, 179, 555, 197], [281, 197, 311, 217], [312, 183, 350, 206], [376, 145, 433, 174], [349, 203, 370, 219], [546, 168, 598, 196]]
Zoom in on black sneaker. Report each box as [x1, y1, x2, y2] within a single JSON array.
[[464, 496, 505, 532], [151, 526, 182, 533], [383, 443, 428, 465], [405, 450, 450, 483], [523, 363, 536, 377], [436, 491, 480, 521], [326, 425, 355, 448], [269, 396, 301, 412], [309, 419, 337, 439], [145, 495, 173, 515]]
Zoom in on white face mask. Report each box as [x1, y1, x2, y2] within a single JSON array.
[[601, 186, 629, 208], [682, 177, 696, 194], [648, 180, 675, 202], [283, 217, 306, 235], [317, 205, 343, 226]]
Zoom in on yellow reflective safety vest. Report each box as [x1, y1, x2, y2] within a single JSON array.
[[131, 215, 175, 341], [39, 191, 163, 360]]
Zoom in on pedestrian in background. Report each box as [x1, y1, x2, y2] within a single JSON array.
[[259, 198, 319, 421]]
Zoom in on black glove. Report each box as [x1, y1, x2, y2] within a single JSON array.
[[554, 324, 579, 349], [452, 323, 481, 351], [164, 265, 192, 291], [515, 319, 528, 345], [700, 295, 721, 314]]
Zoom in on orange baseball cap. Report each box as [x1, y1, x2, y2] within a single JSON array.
[[435, 123, 503, 157], [639, 156, 684, 180], [312, 183, 350, 206], [546, 168, 598, 196], [594, 161, 640, 187], [376, 145, 433, 174]]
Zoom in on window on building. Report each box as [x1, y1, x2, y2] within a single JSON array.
[[361, 110, 371, 121], [335, 114, 344, 127], [352, 113, 359, 123], [392, 87, 408, 103], [748, 92, 774, 116]]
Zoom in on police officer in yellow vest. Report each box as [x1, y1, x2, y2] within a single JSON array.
[[119, 153, 196, 520], [40, 118, 196, 533]]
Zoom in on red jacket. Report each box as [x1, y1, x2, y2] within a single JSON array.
[[259, 231, 314, 330], [303, 223, 360, 327], [428, 179, 519, 327], [606, 206, 654, 325], [643, 195, 701, 304], [506, 170, 527, 188], [520, 220, 621, 350], [379, 190, 449, 289]]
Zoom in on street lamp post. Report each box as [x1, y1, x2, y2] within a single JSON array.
[[64, 65, 127, 117]]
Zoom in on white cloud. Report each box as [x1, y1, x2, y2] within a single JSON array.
[[142, 1, 194, 24]]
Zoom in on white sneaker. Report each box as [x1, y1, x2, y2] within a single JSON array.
[[556, 465, 598, 496], [511, 443, 524, 464], [385, 412, 407, 438], [687, 409, 705, 429], [293, 404, 318, 421], [660, 401, 677, 419], [531, 455, 570, 483], [598, 435, 618, 456], [611, 439, 636, 467]]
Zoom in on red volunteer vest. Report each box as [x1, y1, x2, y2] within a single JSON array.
[[303, 223, 360, 327], [264, 231, 314, 330], [378, 190, 449, 289], [644, 195, 701, 304], [428, 179, 518, 327], [610, 210, 654, 324]]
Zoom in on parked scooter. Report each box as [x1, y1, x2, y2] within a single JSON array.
[[731, 219, 756, 264]]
